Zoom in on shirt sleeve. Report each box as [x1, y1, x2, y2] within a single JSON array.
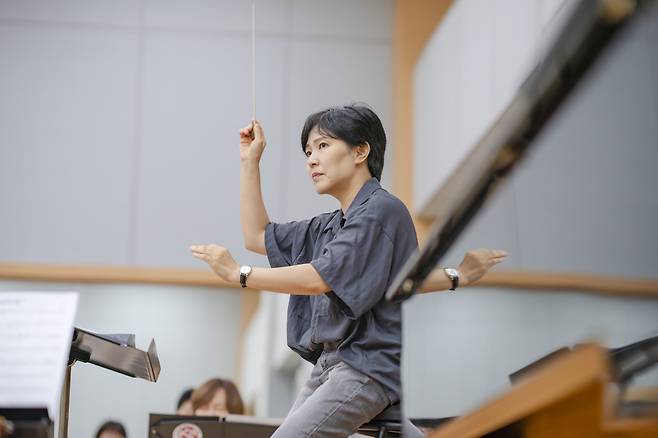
[[310, 214, 394, 319], [265, 218, 321, 268]]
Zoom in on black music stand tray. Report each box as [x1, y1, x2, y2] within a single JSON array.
[[59, 327, 161, 438], [149, 413, 281, 438], [0, 408, 52, 438]]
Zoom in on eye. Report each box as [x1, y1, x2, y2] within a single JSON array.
[[319, 142, 329, 149], [305, 150, 311, 157]]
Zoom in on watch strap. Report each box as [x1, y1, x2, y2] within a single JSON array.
[[444, 268, 459, 291], [240, 266, 252, 288]]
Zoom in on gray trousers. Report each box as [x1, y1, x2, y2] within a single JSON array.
[[272, 349, 423, 438]]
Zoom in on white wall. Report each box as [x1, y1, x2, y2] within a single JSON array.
[[405, 0, 658, 418], [240, 293, 310, 418]]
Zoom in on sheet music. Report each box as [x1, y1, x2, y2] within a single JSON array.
[[0, 291, 78, 421]]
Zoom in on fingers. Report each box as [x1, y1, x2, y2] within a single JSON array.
[[190, 245, 216, 262], [239, 123, 254, 138], [252, 120, 264, 141], [192, 252, 210, 262], [189, 244, 207, 254], [490, 257, 506, 266], [472, 248, 508, 259], [189, 244, 228, 258], [465, 248, 508, 266], [488, 250, 508, 267], [190, 246, 210, 262], [239, 120, 262, 136]]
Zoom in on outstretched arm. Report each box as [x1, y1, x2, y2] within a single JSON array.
[[239, 121, 270, 255], [418, 248, 508, 293], [191, 244, 506, 296], [190, 244, 330, 295]]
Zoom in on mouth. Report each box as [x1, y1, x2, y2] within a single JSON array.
[[311, 172, 324, 180]]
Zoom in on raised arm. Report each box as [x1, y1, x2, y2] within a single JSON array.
[[240, 121, 270, 255], [418, 248, 508, 293]]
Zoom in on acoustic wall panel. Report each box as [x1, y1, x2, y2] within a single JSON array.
[[0, 25, 138, 265], [290, 0, 393, 40], [284, 39, 392, 221], [0, 0, 142, 26], [144, 0, 290, 34], [136, 34, 287, 268], [514, 18, 658, 277]]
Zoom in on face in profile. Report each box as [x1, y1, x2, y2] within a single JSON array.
[[194, 387, 229, 417], [305, 126, 362, 195]]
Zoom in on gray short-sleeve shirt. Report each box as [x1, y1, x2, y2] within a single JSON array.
[[264, 177, 418, 404]]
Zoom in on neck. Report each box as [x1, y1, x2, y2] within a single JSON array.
[[333, 172, 372, 214]]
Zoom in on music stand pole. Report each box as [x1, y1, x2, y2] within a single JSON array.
[[58, 365, 72, 438]]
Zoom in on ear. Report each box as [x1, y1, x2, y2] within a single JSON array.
[[353, 142, 370, 165]]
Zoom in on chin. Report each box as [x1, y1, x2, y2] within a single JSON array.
[[313, 179, 331, 195]]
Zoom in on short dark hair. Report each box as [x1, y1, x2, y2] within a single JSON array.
[[95, 420, 126, 438], [177, 388, 194, 410], [300, 104, 386, 181]]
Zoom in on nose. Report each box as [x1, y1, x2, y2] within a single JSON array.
[[306, 150, 319, 167]]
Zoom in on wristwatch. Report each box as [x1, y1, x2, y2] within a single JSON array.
[[239, 265, 253, 288], [443, 268, 460, 291]]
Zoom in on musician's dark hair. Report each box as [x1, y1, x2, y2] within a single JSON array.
[[95, 420, 126, 438], [176, 388, 194, 410], [300, 103, 386, 181]]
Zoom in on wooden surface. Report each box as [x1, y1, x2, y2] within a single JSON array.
[[427, 343, 658, 438], [1, 263, 657, 297], [478, 271, 658, 298], [428, 344, 609, 437], [0, 262, 240, 288], [392, 0, 453, 241]]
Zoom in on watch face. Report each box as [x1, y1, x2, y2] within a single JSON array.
[[240, 266, 251, 275], [445, 268, 458, 278]]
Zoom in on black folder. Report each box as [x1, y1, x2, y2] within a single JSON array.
[[148, 413, 280, 438]]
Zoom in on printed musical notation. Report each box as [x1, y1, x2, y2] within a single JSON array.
[[0, 292, 78, 420]]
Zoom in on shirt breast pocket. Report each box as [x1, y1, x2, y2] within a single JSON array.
[[287, 298, 312, 343], [308, 293, 330, 318]]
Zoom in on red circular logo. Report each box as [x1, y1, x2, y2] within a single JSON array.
[[172, 423, 203, 438]]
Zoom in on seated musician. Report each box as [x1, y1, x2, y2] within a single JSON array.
[[191, 377, 245, 417]]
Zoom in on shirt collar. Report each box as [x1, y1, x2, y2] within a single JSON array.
[[322, 177, 381, 234]]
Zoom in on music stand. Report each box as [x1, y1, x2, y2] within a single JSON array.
[[0, 408, 52, 438], [149, 413, 281, 438], [224, 414, 281, 436], [59, 327, 161, 438], [149, 414, 222, 438]]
